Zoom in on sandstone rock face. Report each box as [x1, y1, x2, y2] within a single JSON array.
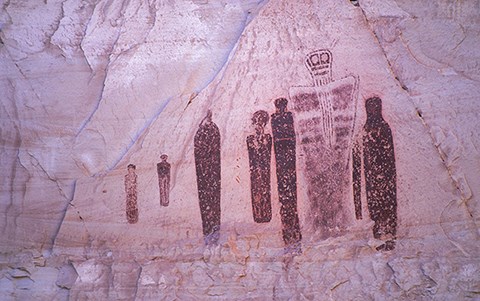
[[1, 0, 479, 300]]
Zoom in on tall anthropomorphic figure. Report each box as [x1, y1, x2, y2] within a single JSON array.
[[271, 98, 302, 253], [289, 49, 358, 237], [247, 110, 273, 223], [124, 164, 139, 224], [157, 154, 171, 207], [352, 96, 397, 251], [194, 110, 221, 245]]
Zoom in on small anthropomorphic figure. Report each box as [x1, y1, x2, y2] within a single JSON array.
[[352, 96, 397, 251], [271, 98, 302, 254], [247, 110, 273, 223], [157, 154, 171, 207], [124, 164, 139, 224], [194, 110, 221, 245]]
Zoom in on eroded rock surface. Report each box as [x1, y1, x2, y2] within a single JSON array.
[[1, 0, 479, 299]]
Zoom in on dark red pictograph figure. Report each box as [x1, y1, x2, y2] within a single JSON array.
[[352, 97, 397, 251], [289, 49, 358, 238], [271, 98, 302, 253], [124, 164, 139, 224], [194, 110, 221, 245], [352, 142, 362, 220], [247, 110, 273, 223], [157, 154, 171, 207]]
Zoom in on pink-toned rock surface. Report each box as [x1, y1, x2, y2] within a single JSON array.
[[1, 0, 479, 300]]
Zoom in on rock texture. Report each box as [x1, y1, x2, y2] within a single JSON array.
[[1, 0, 479, 300]]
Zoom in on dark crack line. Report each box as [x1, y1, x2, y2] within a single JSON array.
[[45, 0, 67, 51], [132, 262, 142, 300], [51, 180, 77, 252], [359, 3, 479, 242], [24, 152, 82, 251], [109, 1, 158, 67], [2, 80, 25, 235], [182, 0, 269, 111], [79, 1, 97, 74], [26, 151, 69, 199], [166, 1, 269, 191], [330, 279, 349, 291], [3, 134, 21, 234], [415, 100, 479, 252], [76, 0, 131, 137], [357, 7, 409, 92], [104, 96, 173, 174], [10, 59, 47, 114], [359, 4, 470, 196], [415, 111, 477, 217]]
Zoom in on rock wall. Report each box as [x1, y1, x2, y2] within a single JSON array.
[[1, 0, 479, 300]]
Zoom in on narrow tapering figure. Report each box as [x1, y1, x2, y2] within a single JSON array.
[[352, 142, 362, 220], [194, 110, 221, 245], [124, 164, 139, 224], [271, 98, 302, 254], [157, 154, 171, 207], [247, 110, 273, 223], [353, 96, 397, 251]]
